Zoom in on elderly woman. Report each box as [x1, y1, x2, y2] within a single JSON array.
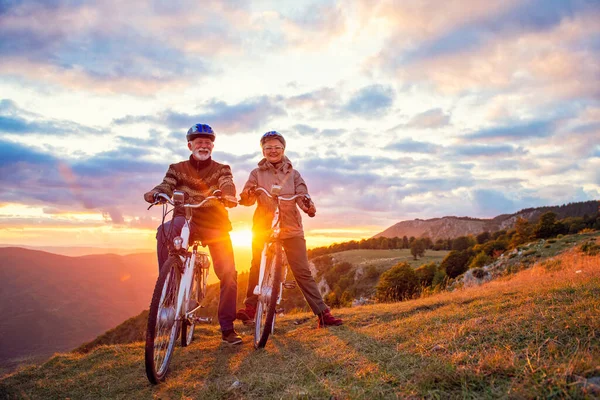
[[237, 131, 343, 328]]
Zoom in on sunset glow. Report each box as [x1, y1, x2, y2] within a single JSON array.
[[1, 0, 598, 253], [229, 228, 253, 248]]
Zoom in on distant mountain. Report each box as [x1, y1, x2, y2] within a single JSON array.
[[0, 245, 151, 257], [0, 248, 158, 371], [374, 200, 599, 241]]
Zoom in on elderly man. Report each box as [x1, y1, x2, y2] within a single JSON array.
[[143, 123, 242, 345]]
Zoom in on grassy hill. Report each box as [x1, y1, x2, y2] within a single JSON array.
[[1, 238, 598, 398]]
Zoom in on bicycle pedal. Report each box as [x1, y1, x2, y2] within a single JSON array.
[[193, 316, 213, 324], [283, 280, 296, 289], [242, 320, 255, 327]]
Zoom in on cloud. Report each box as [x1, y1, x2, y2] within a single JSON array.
[[450, 144, 527, 157], [342, 84, 395, 117], [0, 138, 56, 167], [385, 138, 441, 154], [370, 0, 600, 103], [0, 98, 106, 136], [404, 108, 451, 129], [292, 124, 319, 134], [463, 119, 557, 141], [112, 96, 287, 135], [285, 87, 340, 111], [0, 0, 250, 93], [472, 189, 517, 216]]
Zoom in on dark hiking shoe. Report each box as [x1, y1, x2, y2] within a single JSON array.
[[221, 329, 242, 345], [317, 308, 343, 328], [236, 304, 256, 322]]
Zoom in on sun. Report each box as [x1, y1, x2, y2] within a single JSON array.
[[230, 228, 253, 248]]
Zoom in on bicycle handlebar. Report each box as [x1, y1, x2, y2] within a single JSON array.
[[254, 187, 315, 217], [150, 190, 224, 209]]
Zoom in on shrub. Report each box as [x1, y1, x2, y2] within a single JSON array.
[[414, 262, 437, 287], [468, 252, 492, 269], [340, 290, 354, 307], [580, 240, 600, 256], [375, 262, 418, 302], [431, 265, 448, 288], [441, 250, 471, 279], [365, 265, 379, 279]]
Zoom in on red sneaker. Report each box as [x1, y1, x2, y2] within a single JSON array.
[[317, 308, 343, 328], [236, 304, 256, 322]]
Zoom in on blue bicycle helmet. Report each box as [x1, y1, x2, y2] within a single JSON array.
[[260, 131, 286, 148], [187, 123, 216, 142]]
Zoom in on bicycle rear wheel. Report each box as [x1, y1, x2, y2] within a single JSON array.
[[145, 256, 182, 384], [254, 243, 282, 349]]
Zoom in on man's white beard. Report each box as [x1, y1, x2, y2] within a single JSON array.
[[193, 149, 211, 161]]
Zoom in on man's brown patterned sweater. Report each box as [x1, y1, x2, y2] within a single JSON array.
[[150, 156, 236, 231]]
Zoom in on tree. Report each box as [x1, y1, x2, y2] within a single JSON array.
[[441, 250, 471, 279], [375, 262, 418, 302], [452, 235, 475, 251], [380, 237, 389, 250], [535, 212, 558, 239], [422, 237, 434, 249], [402, 236, 409, 249], [410, 239, 426, 260], [476, 231, 491, 244], [510, 216, 533, 248]]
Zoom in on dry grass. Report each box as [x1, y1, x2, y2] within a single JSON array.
[[1, 243, 599, 399]]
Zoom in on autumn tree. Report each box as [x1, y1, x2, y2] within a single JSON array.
[[410, 239, 426, 260]]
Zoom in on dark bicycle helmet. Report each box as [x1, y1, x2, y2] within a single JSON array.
[[260, 131, 286, 148], [187, 123, 216, 142]]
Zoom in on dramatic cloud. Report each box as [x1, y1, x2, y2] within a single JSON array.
[[1, 0, 599, 249], [112, 97, 287, 135]]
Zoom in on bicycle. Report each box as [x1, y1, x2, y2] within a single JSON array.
[[250, 185, 315, 349], [144, 190, 221, 384]]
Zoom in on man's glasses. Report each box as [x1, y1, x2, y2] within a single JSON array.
[[263, 146, 284, 151]]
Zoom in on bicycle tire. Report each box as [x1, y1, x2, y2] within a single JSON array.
[[145, 256, 182, 384], [254, 243, 282, 349], [181, 263, 199, 347]]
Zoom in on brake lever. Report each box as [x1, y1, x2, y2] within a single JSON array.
[[303, 194, 315, 218]]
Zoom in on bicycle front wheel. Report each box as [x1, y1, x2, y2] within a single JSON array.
[[254, 243, 282, 349], [145, 256, 182, 384], [181, 265, 199, 347]]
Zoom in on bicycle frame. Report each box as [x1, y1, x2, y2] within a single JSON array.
[[252, 186, 310, 348], [145, 190, 219, 383], [158, 192, 215, 325]]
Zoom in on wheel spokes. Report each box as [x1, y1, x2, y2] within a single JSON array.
[[153, 271, 179, 372]]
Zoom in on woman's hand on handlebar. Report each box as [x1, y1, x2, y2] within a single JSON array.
[[300, 195, 316, 218], [239, 186, 257, 206], [222, 194, 238, 208]]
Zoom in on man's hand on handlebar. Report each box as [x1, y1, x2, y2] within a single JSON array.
[[144, 190, 158, 203]]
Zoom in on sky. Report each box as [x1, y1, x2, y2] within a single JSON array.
[[1, 0, 599, 253]]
